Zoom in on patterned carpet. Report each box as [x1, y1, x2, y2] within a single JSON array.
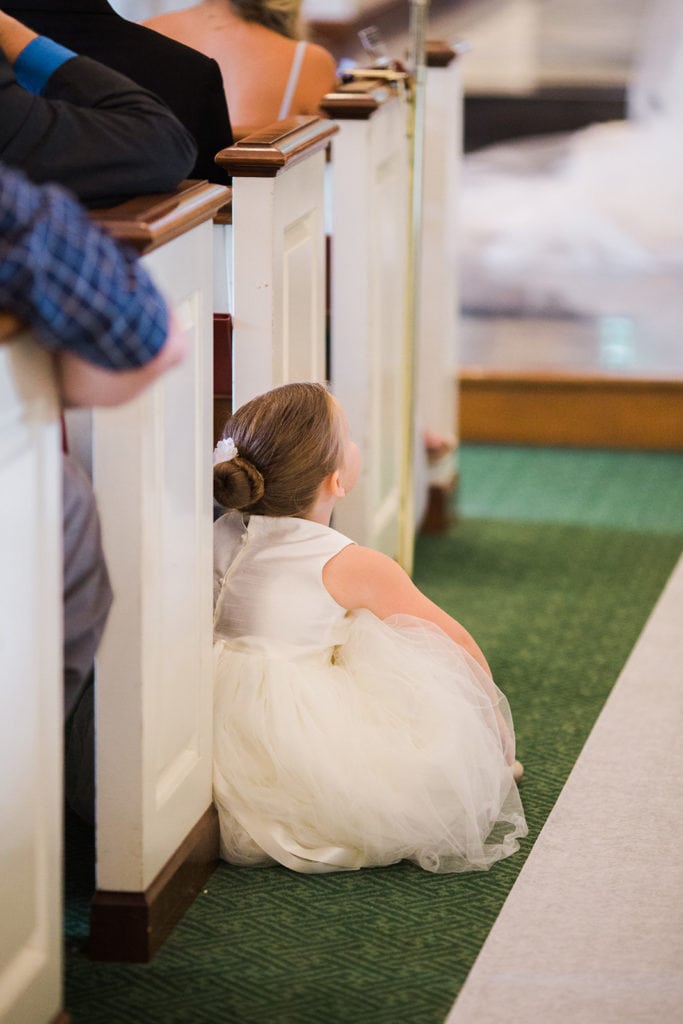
[[64, 446, 683, 1024]]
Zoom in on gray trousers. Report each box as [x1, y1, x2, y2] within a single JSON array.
[[63, 453, 113, 824]]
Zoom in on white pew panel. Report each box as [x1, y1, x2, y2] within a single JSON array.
[[216, 117, 337, 409], [0, 329, 63, 1022], [418, 42, 465, 529], [69, 181, 229, 961], [322, 81, 411, 561], [92, 227, 214, 894]]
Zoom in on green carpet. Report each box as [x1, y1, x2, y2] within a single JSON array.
[[64, 446, 683, 1024]]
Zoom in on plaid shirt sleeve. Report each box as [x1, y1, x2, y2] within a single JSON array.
[[0, 163, 168, 370]]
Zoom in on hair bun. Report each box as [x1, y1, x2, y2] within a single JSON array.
[[214, 456, 265, 510]]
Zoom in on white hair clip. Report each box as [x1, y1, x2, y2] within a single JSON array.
[[213, 437, 239, 465]]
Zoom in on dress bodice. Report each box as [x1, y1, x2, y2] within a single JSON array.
[[213, 511, 354, 655]]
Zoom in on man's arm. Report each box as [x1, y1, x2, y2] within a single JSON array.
[[55, 317, 186, 407], [0, 311, 20, 340], [0, 11, 197, 204], [0, 163, 186, 406], [0, 7, 34, 61]]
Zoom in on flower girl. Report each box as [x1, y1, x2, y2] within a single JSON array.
[[213, 382, 527, 874]]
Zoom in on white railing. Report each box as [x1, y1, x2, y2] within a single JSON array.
[[0, 327, 64, 1022]]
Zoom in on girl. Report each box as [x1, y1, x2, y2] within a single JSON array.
[[213, 383, 527, 874]]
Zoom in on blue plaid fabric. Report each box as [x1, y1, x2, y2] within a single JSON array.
[[0, 163, 168, 369]]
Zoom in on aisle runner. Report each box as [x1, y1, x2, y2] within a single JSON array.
[[447, 554, 683, 1024]]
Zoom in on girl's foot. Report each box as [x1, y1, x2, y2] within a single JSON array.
[[512, 760, 524, 783]]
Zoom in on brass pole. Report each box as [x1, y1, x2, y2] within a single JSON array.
[[398, 0, 429, 575]]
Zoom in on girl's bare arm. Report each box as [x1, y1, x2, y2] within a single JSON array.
[[323, 544, 492, 676]]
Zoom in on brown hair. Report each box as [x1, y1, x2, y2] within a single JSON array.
[[228, 0, 302, 40], [214, 382, 343, 516]]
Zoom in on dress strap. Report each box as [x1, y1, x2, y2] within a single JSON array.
[[278, 40, 307, 120]]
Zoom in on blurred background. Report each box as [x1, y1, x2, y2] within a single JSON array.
[[302, 0, 682, 389], [118, 0, 682, 437]]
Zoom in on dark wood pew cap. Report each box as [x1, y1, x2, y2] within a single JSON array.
[[215, 117, 338, 179], [90, 180, 230, 255]]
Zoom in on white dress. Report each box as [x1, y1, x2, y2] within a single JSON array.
[[213, 511, 527, 874]]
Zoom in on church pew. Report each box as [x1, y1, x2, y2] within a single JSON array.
[[0, 320, 66, 1022], [214, 116, 337, 412], [67, 180, 229, 962], [322, 46, 467, 543], [418, 40, 466, 531], [321, 75, 413, 563], [211, 107, 432, 560]]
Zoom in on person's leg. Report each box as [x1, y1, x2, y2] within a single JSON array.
[[64, 677, 95, 823], [62, 453, 112, 822]]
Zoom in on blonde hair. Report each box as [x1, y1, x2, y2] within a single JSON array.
[[229, 0, 302, 39], [214, 382, 344, 516]]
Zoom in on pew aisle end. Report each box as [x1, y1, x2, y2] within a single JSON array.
[[78, 180, 229, 963]]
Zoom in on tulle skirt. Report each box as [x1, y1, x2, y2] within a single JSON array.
[[213, 611, 527, 874]]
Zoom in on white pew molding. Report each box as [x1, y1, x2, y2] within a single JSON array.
[[0, 324, 65, 1022]]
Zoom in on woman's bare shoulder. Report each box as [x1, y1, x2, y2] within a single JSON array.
[[300, 42, 337, 97], [142, 10, 192, 37]]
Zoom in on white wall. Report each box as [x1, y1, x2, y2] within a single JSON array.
[[111, 0, 355, 23], [110, 0, 182, 19]]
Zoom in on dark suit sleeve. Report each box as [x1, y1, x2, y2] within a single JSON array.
[[0, 54, 197, 205], [190, 57, 233, 185]]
